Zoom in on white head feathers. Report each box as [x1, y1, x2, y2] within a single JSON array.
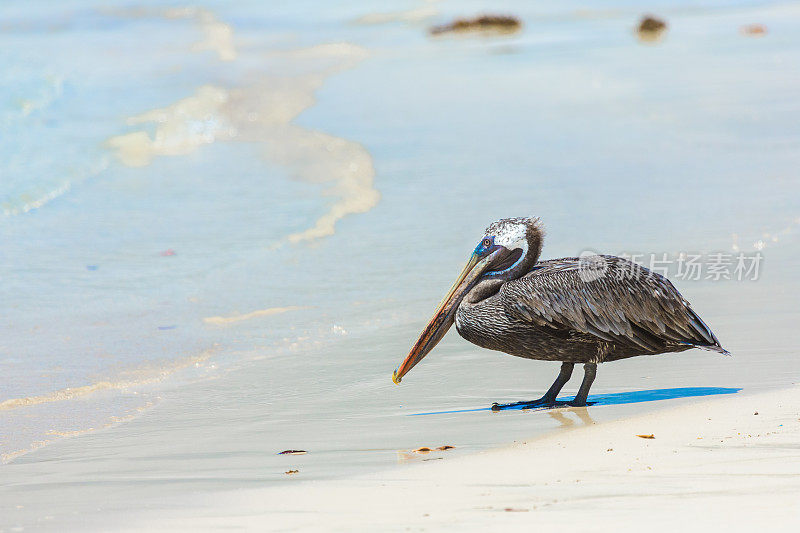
[[484, 217, 542, 250]]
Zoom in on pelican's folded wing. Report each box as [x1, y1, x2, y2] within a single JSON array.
[[503, 256, 727, 354]]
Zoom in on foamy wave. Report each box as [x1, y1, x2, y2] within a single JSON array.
[[203, 306, 308, 326], [232, 44, 380, 244], [731, 216, 800, 251], [106, 40, 379, 244], [0, 351, 213, 412], [106, 6, 236, 62], [2, 181, 71, 217], [353, 6, 437, 25], [106, 86, 233, 167], [287, 42, 370, 62], [18, 75, 64, 118], [1, 401, 155, 464], [279, 129, 380, 243], [164, 7, 236, 62], [1, 158, 108, 218]]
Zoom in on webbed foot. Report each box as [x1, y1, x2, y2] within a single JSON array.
[[491, 398, 595, 411], [567, 399, 596, 408], [491, 397, 556, 411]]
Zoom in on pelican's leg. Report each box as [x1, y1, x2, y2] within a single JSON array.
[[570, 363, 597, 407], [540, 362, 575, 403], [491, 362, 574, 411]]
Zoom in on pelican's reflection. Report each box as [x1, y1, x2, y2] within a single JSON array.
[[547, 406, 595, 427]]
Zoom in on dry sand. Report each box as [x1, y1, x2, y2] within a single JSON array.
[[130, 386, 800, 532]]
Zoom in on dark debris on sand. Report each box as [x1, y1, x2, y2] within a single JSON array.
[[278, 449, 307, 455], [430, 15, 522, 36]]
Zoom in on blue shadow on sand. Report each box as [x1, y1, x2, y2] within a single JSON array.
[[410, 387, 741, 416]]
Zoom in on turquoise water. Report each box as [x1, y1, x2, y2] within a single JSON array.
[[1, 0, 799, 529]]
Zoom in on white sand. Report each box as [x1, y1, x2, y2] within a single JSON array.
[[131, 386, 800, 532]]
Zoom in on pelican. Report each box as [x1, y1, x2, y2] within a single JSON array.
[[392, 217, 728, 408]]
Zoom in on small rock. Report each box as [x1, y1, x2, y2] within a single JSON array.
[[285, 470, 299, 475]]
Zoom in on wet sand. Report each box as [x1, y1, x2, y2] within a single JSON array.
[[124, 385, 800, 531]]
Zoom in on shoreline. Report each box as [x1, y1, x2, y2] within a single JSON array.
[[127, 384, 800, 531]]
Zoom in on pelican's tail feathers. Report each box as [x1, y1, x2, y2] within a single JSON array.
[[699, 343, 730, 356]]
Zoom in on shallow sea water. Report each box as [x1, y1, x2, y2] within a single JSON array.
[[1, 0, 799, 529]]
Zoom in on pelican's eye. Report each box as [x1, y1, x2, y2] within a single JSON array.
[[482, 238, 492, 248]]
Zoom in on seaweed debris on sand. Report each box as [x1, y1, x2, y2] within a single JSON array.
[[278, 450, 307, 455], [636, 15, 667, 43], [410, 445, 456, 454], [430, 15, 522, 36]]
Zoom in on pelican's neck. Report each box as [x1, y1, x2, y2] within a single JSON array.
[[513, 227, 543, 278], [488, 226, 544, 281]]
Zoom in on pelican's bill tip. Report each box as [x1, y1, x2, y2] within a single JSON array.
[[392, 369, 402, 385]]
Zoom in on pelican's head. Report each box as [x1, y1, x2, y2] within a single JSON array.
[[392, 217, 543, 384]]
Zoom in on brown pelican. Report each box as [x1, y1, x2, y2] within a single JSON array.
[[392, 217, 728, 408]]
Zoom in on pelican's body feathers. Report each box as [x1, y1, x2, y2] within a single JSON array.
[[456, 255, 727, 365]]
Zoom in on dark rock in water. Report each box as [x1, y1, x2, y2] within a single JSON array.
[[636, 15, 667, 43], [430, 15, 522, 36], [638, 16, 666, 33]]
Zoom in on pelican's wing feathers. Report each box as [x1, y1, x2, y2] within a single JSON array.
[[503, 256, 728, 354]]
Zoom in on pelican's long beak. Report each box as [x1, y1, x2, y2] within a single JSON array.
[[392, 250, 500, 384]]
